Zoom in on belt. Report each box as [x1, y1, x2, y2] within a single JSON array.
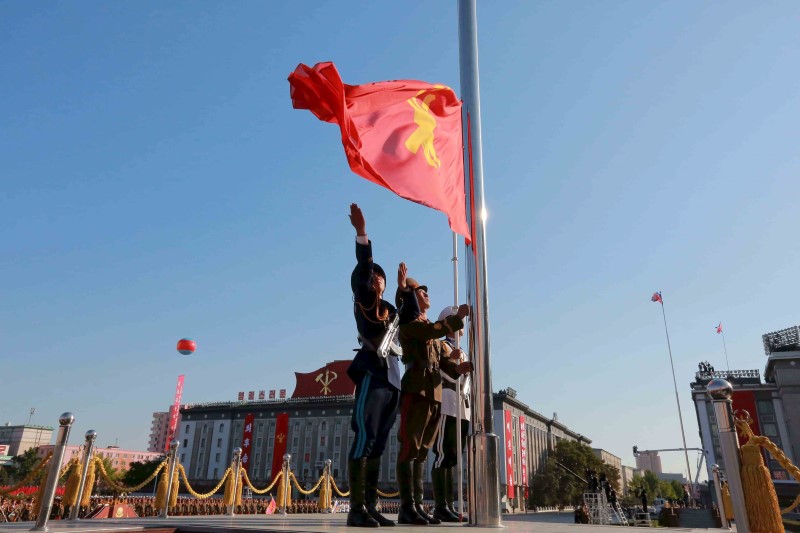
[[411, 362, 439, 372]]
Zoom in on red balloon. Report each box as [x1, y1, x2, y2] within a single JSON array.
[[177, 338, 196, 355]]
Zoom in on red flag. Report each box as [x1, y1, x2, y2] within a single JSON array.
[[288, 62, 470, 239], [240, 413, 255, 473], [716, 323, 723, 334], [651, 291, 662, 303], [266, 497, 277, 514]]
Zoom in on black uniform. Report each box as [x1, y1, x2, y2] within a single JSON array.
[[346, 237, 408, 528]]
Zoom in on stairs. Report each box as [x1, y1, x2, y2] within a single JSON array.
[[678, 508, 718, 528], [583, 492, 628, 526]]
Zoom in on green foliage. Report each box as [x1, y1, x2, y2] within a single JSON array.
[[624, 471, 684, 503], [528, 440, 621, 508], [8, 448, 41, 483], [122, 458, 163, 490]]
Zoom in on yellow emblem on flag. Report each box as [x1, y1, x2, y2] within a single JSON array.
[[405, 86, 445, 169]]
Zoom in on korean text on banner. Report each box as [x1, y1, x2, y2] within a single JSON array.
[[241, 414, 255, 473], [504, 410, 514, 499], [165, 375, 185, 454]]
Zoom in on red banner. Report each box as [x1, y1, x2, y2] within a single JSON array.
[[292, 360, 355, 398], [519, 415, 528, 498], [732, 391, 762, 446], [504, 410, 514, 498], [240, 413, 255, 473], [270, 413, 289, 479], [165, 375, 185, 453]]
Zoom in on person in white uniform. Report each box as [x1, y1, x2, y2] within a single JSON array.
[[430, 305, 471, 522]]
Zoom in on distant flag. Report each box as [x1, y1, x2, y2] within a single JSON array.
[[651, 291, 662, 303], [265, 496, 277, 514], [716, 323, 723, 334], [288, 62, 470, 239]]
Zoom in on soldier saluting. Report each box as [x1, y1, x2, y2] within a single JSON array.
[[395, 278, 472, 525], [346, 203, 410, 528]]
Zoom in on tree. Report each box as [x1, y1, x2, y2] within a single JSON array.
[[95, 456, 122, 493], [8, 448, 42, 484], [123, 458, 163, 492], [528, 440, 622, 508]]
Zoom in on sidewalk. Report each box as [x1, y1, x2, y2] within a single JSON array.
[[0, 512, 732, 532]]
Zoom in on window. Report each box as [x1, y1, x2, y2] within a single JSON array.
[[200, 438, 206, 448], [320, 436, 326, 446], [183, 439, 188, 448], [220, 423, 225, 432], [198, 453, 204, 464], [334, 437, 341, 447], [256, 437, 262, 448], [305, 437, 311, 448], [318, 452, 324, 461], [321, 421, 327, 432], [763, 423, 779, 437], [293, 437, 299, 447], [217, 438, 222, 447], [757, 400, 775, 414], [215, 453, 220, 462], [181, 454, 186, 462], [185, 425, 190, 433], [304, 453, 311, 463], [213, 468, 218, 478], [202, 425, 207, 434]]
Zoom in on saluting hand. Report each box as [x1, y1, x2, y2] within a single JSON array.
[[456, 304, 470, 319], [397, 262, 408, 290], [349, 203, 366, 236], [450, 348, 464, 361]]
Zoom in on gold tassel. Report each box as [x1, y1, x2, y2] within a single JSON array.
[[318, 473, 330, 511], [169, 468, 179, 508], [80, 459, 96, 508], [721, 481, 734, 521], [62, 460, 81, 509], [154, 468, 169, 509], [740, 443, 784, 533], [222, 469, 235, 507], [235, 470, 243, 507], [276, 473, 291, 509]]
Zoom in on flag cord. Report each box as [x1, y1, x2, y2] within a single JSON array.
[[452, 231, 465, 520], [721, 331, 731, 372], [659, 298, 695, 505]]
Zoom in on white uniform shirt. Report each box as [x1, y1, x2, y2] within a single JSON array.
[[440, 338, 471, 420]]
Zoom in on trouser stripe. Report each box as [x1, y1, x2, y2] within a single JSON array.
[[354, 374, 371, 458]]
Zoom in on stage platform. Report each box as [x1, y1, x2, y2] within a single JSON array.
[[0, 512, 731, 532]]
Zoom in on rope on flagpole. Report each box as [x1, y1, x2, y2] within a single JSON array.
[[656, 293, 695, 506], [721, 330, 731, 372]]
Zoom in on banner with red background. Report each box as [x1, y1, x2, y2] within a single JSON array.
[[504, 410, 514, 498], [519, 415, 528, 499], [165, 375, 185, 453], [270, 413, 289, 479], [240, 413, 255, 473]]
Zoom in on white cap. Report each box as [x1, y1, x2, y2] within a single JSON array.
[[438, 305, 458, 322]]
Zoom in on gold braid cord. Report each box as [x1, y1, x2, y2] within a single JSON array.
[[736, 415, 800, 514], [177, 464, 231, 499], [58, 458, 78, 479], [0, 453, 53, 499], [93, 457, 167, 493], [289, 471, 324, 495], [377, 488, 400, 498], [330, 476, 350, 498], [241, 469, 282, 495]]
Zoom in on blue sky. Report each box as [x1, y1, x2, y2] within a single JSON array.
[[2, 1, 799, 479]]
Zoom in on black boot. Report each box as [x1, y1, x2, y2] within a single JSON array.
[[347, 458, 379, 527], [432, 467, 460, 522], [445, 467, 464, 520], [413, 461, 440, 525], [397, 461, 427, 525], [365, 457, 395, 526]]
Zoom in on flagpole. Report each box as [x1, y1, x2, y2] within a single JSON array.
[[458, 0, 502, 526], [657, 294, 695, 505], [452, 232, 465, 520]]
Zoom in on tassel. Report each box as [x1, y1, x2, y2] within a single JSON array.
[[317, 475, 329, 511], [169, 468, 180, 508], [276, 473, 292, 509], [62, 460, 81, 509], [80, 459, 96, 508], [235, 470, 244, 507], [740, 443, 784, 533], [223, 469, 235, 507], [721, 481, 734, 521], [154, 468, 169, 509]]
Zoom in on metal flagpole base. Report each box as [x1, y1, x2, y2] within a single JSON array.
[[468, 432, 502, 527]]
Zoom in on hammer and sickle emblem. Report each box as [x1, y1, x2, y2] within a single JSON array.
[[276, 433, 285, 443], [315, 369, 338, 395], [404, 86, 445, 169]]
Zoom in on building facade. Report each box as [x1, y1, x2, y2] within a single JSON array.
[[635, 451, 662, 474], [37, 444, 162, 470], [691, 325, 800, 502], [0, 424, 54, 457], [494, 388, 590, 511], [177, 362, 593, 504], [148, 410, 182, 453]]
